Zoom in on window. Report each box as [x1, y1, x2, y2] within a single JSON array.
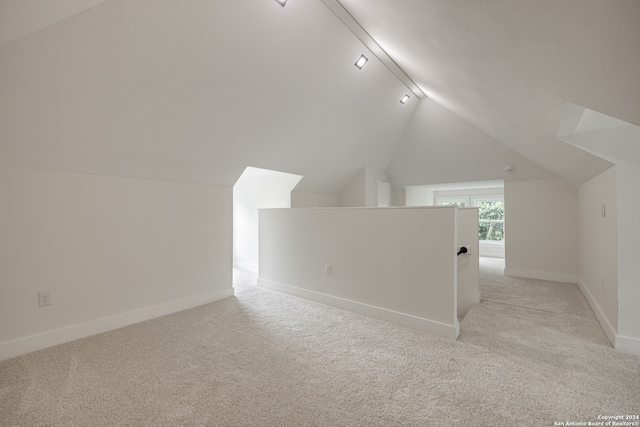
[[473, 197, 504, 242], [436, 196, 469, 208], [436, 195, 505, 243]]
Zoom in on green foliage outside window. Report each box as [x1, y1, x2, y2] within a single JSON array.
[[477, 201, 504, 241], [441, 201, 466, 207]]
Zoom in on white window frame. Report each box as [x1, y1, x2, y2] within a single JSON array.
[[472, 196, 505, 244], [435, 196, 470, 207]]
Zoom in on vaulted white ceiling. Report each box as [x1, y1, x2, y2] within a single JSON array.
[[0, 0, 417, 194], [1, 0, 638, 193], [339, 0, 640, 186], [0, 0, 109, 45]]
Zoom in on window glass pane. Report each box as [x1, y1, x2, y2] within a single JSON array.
[[476, 200, 504, 241], [436, 197, 467, 207], [440, 201, 466, 207], [478, 221, 504, 241]]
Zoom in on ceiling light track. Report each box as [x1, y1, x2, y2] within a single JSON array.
[[320, 0, 426, 99]]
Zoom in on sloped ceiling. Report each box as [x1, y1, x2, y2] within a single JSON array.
[[0, 0, 109, 45], [387, 97, 558, 187], [2, 0, 637, 193], [558, 103, 640, 167], [339, 0, 640, 185], [0, 0, 417, 194]]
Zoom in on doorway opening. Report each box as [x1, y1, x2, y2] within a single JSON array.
[[405, 180, 505, 258], [232, 167, 303, 288]]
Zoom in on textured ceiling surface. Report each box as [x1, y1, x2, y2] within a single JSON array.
[[339, 0, 639, 185]]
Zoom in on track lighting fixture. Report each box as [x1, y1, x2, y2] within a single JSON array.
[[355, 55, 368, 69]]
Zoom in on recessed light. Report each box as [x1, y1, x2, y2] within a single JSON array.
[[400, 95, 410, 104], [355, 54, 368, 69], [275, 0, 287, 6]]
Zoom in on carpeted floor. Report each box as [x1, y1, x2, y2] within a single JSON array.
[[1, 259, 639, 426]]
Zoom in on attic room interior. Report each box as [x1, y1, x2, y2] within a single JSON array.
[[1, 0, 639, 425]]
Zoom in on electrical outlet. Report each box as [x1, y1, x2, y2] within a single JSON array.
[[38, 290, 52, 307], [325, 265, 332, 276]]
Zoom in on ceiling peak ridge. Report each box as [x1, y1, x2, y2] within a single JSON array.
[[320, 0, 426, 99], [0, 0, 110, 47]]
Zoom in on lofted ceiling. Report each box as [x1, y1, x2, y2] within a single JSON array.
[[338, 0, 640, 186], [1, 0, 638, 194], [0, 0, 417, 194], [0, 0, 109, 45]]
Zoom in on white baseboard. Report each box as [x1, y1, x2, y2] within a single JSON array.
[[479, 243, 504, 259], [504, 268, 577, 284], [0, 288, 234, 362], [458, 291, 481, 317], [257, 278, 459, 340], [615, 335, 640, 356], [576, 277, 616, 346]]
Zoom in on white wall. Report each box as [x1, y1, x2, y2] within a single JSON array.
[[338, 165, 390, 207], [614, 162, 640, 353], [233, 170, 302, 272], [405, 186, 435, 206], [291, 192, 338, 208], [365, 165, 390, 207], [0, 165, 232, 361], [577, 166, 617, 344], [504, 179, 578, 283], [390, 187, 405, 207], [258, 207, 460, 339], [457, 208, 480, 317], [558, 113, 640, 354], [338, 168, 367, 207], [374, 180, 391, 207]]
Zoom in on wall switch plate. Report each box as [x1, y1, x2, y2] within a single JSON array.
[[38, 290, 52, 307], [324, 265, 332, 275]]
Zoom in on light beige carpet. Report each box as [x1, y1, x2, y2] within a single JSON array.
[[1, 260, 639, 426]]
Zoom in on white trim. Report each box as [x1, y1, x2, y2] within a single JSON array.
[[472, 195, 504, 205], [0, 288, 234, 362], [576, 277, 616, 346], [615, 335, 640, 356], [504, 268, 577, 284], [458, 291, 481, 317], [436, 196, 470, 207], [258, 278, 459, 340], [479, 241, 505, 258]]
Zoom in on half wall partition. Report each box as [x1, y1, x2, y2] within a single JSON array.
[[258, 206, 479, 340]]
